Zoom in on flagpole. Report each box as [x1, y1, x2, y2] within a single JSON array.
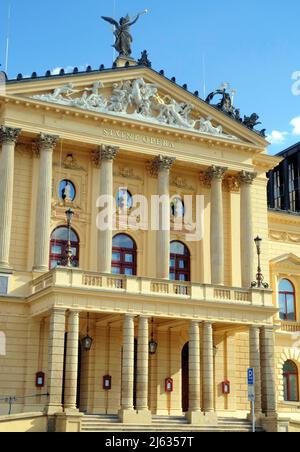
[[5, 3, 12, 74]]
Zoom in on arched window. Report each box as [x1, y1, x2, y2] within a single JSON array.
[[279, 279, 296, 321], [0, 332, 6, 356], [112, 234, 137, 276], [49, 227, 80, 269], [283, 361, 299, 402], [170, 241, 190, 282]]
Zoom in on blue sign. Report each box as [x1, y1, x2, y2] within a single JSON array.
[[248, 368, 255, 386]]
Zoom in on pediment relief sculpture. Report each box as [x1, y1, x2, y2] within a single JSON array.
[[30, 78, 238, 140]]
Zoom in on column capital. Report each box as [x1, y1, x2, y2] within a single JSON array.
[[206, 165, 228, 182], [238, 170, 257, 185], [149, 155, 176, 177], [92, 144, 119, 168], [100, 144, 119, 161], [0, 126, 22, 145], [37, 133, 59, 153], [124, 313, 136, 321], [67, 309, 80, 317], [50, 307, 67, 316]]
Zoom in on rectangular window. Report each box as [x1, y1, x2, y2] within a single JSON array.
[[51, 245, 62, 254], [112, 252, 121, 262], [0, 276, 8, 295], [179, 260, 185, 269], [289, 375, 298, 401], [274, 171, 281, 209], [112, 266, 121, 274], [125, 254, 133, 263], [286, 295, 296, 321], [124, 268, 133, 276]]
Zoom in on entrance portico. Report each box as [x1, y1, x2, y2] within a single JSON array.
[[26, 269, 277, 430]]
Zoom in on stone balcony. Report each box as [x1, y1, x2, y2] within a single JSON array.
[[30, 267, 273, 308], [280, 320, 300, 333]]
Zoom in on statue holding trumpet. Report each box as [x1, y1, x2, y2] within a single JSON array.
[[101, 10, 149, 57]]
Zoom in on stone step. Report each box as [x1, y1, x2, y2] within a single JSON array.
[[81, 425, 257, 433], [81, 415, 264, 433]]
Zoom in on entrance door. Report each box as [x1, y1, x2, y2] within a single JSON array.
[[182, 343, 189, 412]]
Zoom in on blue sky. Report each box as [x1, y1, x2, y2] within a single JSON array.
[[0, 0, 300, 155]]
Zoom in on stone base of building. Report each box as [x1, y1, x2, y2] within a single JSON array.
[[55, 412, 83, 433], [260, 416, 279, 433], [186, 411, 218, 425], [247, 411, 263, 425], [119, 408, 152, 424]]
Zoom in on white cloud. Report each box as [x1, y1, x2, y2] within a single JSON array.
[[290, 116, 300, 135], [266, 130, 288, 145], [51, 65, 88, 75]]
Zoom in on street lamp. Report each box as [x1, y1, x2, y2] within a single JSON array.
[[81, 313, 93, 352], [65, 208, 74, 267], [149, 318, 158, 355], [251, 236, 269, 289]]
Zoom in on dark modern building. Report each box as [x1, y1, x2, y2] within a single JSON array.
[[268, 142, 300, 213]]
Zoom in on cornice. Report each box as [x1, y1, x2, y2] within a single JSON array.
[[0, 94, 264, 155], [268, 209, 300, 226], [253, 153, 283, 171]]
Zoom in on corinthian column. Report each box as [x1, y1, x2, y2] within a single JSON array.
[[152, 155, 176, 280], [33, 133, 59, 272], [238, 171, 257, 288], [97, 145, 119, 274], [206, 166, 227, 285], [0, 126, 21, 271]]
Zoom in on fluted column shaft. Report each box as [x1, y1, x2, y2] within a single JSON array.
[[98, 145, 119, 273], [0, 127, 21, 270], [249, 326, 262, 414], [33, 134, 59, 272], [238, 171, 257, 288], [189, 321, 201, 412], [47, 308, 66, 414], [154, 155, 176, 279], [121, 315, 135, 410], [64, 310, 80, 411], [207, 166, 227, 285], [202, 322, 214, 412], [260, 326, 277, 417], [136, 316, 149, 411]]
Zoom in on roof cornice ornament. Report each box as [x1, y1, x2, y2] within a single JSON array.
[[205, 86, 266, 137]]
